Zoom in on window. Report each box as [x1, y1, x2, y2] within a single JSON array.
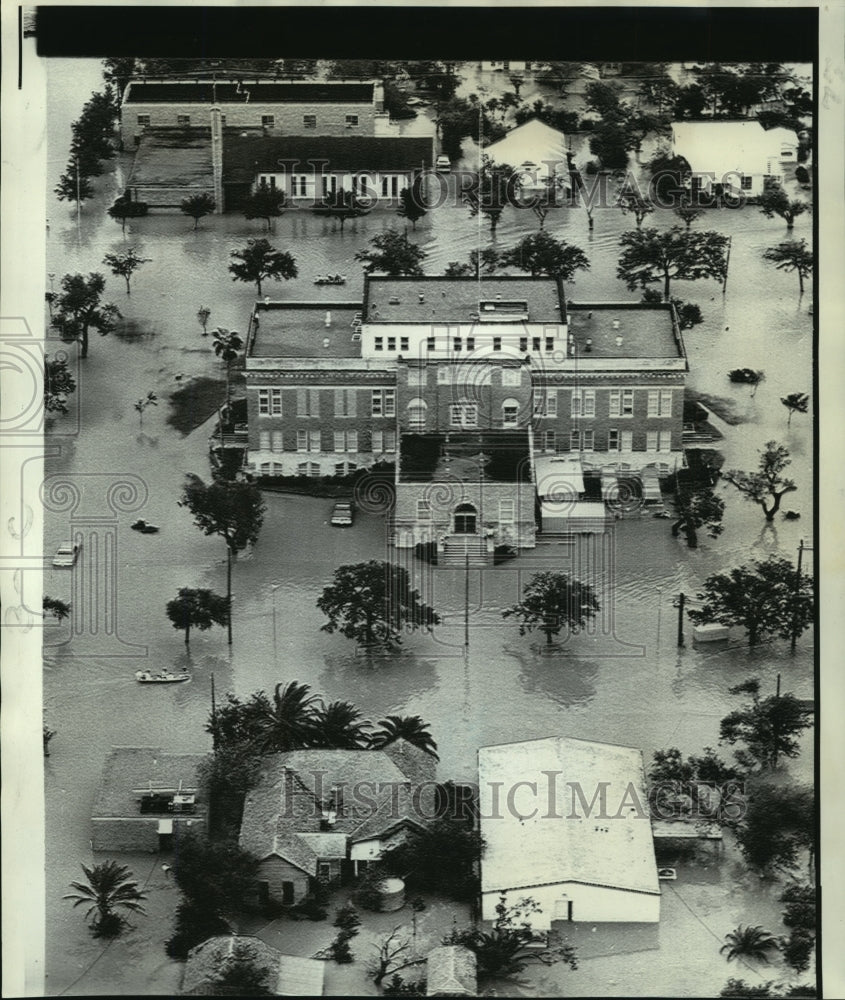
[[493, 337, 502, 351], [646, 431, 659, 451], [659, 430, 672, 451], [647, 390, 659, 417], [571, 389, 594, 417], [466, 337, 475, 351], [292, 175, 308, 196], [334, 388, 357, 417], [372, 388, 395, 417], [297, 388, 320, 417], [427, 335, 436, 351], [335, 461, 357, 475], [502, 398, 520, 427], [545, 337, 554, 352], [621, 430, 633, 451], [609, 389, 621, 417], [453, 336, 462, 352], [261, 114, 275, 127], [500, 499, 515, 522], [408, 369, 427, 387], [374, 337, 383, 351], [583, 390, 595, 417], [137, 114, 150, 126], [387, 337, 396, 351], [450, 403, 478, 428], [359, 176, 368, 197], [346, 114, 359, 127], [502, 368, 521, 387], [417, 499, 432, 519], [544, 430, 556, 452], [391, 176, 399, 197], [519, 336, 528, 352], [334, 431, 358, 452], [177, 115, 190, 126], [741, 175, 753, 190], [258, 389, 270, 415], [372, 430, 397, 453], [271, 431, 283, 453], [303, 114, 317, 129], [582, 429, 594, 451], [570, 430, 581, 451], [310, 430, 321, 452], [407, 398, 427, 429], [298, 430, 321, 452], [400, 336, 409, 352], [622, 389, 634, 416], [260, 462, 271, 475], [437, 365, 450, 384], [381, 176, 389, 197], [661, 389, 673, 415], [535, 390, 557, 417], [297, 461, 321, 477], [220, 114, 226, 125], [546, 391, 558, 417], [608, 428, 619, 451], [533, 337, 541, 351], [259, 430, 270, 450]]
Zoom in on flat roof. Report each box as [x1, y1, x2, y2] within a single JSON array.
[[125, 80, 375, 104], [248, 303, 364, 359], [566, 303, 683, 359], [364, 276, 565, 324], [478, 736, 660, 899], [93, 747, 208, 818], [127, 129, 213, 188]]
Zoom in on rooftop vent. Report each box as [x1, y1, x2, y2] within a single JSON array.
[[612, 319, 620, 330], [389, 296, 401, 305], [323, 338, 330, 348], [325, 311, 332, 327], [615, 335, 623, 347]]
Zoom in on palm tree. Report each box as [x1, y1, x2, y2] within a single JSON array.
[[64, 861, 147, 937], [719, 925, 780, 964], [211, 327, 243, 414], [370, 715, 439, 760], [312, 700, 372, 749], [254, 681, 321, 753]]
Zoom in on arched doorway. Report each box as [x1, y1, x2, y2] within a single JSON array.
[[453, 502, 478, 534]]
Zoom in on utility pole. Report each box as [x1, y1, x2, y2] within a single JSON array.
[[75, 155, 81, 234], [227, 546, 233, 645], [772, 671, 782, 769], [791, 538, 807, 654], [677, 592, 685, 647], [464, 553, 470, 654], [210, 672, 217, 749], [722, 235, 732, 295]]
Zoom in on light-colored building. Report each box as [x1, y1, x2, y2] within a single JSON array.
[[483, 118, 574, 199], [238, 741, 437, 907], [182, 936, 325, 996], [91, 747, 207, 853], [478, 736, 661, 929], [670, 119, 799, 198]]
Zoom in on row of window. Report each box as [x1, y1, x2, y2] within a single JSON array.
[[375, 335, 558, 354], [140, 113, 360, 128], [257, 429, 397, 453], [257, 461, 359, 478], [258, 387, 396, 418], [260, 174, 405, 198], [535, 429, 672, 452]]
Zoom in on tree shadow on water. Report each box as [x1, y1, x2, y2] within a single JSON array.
[[318, 652, 438, 715], [508, 646, 598, 708]]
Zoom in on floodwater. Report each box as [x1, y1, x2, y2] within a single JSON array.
[[42, 60, 814, 996]]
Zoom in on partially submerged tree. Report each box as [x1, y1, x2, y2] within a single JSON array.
[[133, 390, 158, 425], [179, 473, 266, 645], [503, 571, 599, 645], [108, 193, 149, 234], [317, 560, 440, 649], [355, 230, 427, 276], [671, 487, 725, 549], [370, 715, 439, 758], [719, 677, 812, 771], [781, 392, 809, 427], [211, 327, 244, 411], [762, 240, 813, 295], [396, 182, 427, 231], [757, 183, 809, 229], [165, 587, 230, 645], [52, 272, 121, 358], [44, 354, 77, 414], [499, 231, 590, 281], [734, 782, 815, 876], [229, 238, 298, 296], [720, 925, 780, 965], [197, 305, 211, 337], [180, 192, 216, 230], [64, 861, 147, 938], [102, 248, 151, 295], [617, 226, 729, 301], [687, 556, 814, 648], [243, 187, 287, 230], [723, 442, 797, 522], [464, 163, 517, 235], [443, 247, 499, 278], [55, 159, 94, 203], [673, 199, 705, 229], [43, 596, 72, 621], [617, 188, 655, 228]]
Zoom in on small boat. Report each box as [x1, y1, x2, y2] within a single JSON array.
[[135, 670, 190, 684], [131, 519, 160, 534], [313, 273, 347, 286]]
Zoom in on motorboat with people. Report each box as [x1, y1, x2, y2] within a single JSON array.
[[313, 273, 347, 286], [131, 519, 160, 534], [135, 670, 191, 684]]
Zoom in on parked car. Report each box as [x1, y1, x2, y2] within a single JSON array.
[[435, 154, 451, 172], [330, 501, 354, 527], [52, 541, 80, 567]]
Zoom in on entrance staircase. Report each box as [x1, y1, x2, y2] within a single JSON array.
[[439, 535, 490, 568]]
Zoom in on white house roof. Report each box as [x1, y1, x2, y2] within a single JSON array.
[[670, 120, 798, 178], [484, 118, 570, 174], [478, 736, 660, 900]]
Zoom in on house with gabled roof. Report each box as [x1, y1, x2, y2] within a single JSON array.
[[483, 118, 574, 200], [239, 740, 437, 906], [181, 935, 325, 996]]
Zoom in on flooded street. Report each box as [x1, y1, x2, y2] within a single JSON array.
[[43, 60, 814, 996]]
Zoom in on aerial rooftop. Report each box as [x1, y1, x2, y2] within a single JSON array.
[[566, 302, 684, 359], [92, 747, 207, 818], [126, 128, 212, 189], [124, 80, 375, 104], [363, 276, 566, 324], [247, 302, 364, 359]]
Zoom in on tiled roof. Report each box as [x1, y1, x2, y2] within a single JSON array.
[[93, 747, 207, 818], [223, 134, 434, 184], [127, 130, 213, 189], [425, 946, 477, 997], [126, 81, 374, 104], [183, 936, 280, 995]]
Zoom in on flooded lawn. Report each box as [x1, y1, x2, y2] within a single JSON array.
[[42, 59, 814, 997]]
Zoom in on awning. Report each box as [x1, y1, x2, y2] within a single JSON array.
[[534, 455, 584, 501], [541, 500, 608, 534]]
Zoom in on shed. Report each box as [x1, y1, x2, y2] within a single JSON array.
[[182, 936, 325, 996], [483, 118, 573, 195], [425, 945, 477, 997]]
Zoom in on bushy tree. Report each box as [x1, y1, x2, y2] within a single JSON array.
[[757, 183, 809, 229], [229, 238, 298, 295], [355, 230, 427, 276], [180, 192, 216, 230], [734, 782, 814, 875], [763, 240, 813, 295], [720, 925, 779, 964], [55, 158, 94, 203], [207, 941, 273, 996], [671, 487, 724, 548], [43, 596, 72, 621], [384, 815, 484, 900], [781, 392, 809, 427], [64, 861, 147, 938], [396, 182, 427, 230], [243, 187, 287, 230], [588, 120, 634, 170], [719, 678, 812, 771], [617, 188, 655, 227], [52, 272, 120, 358], [503, 571, 599, 645], [108, 193, 149, 233], [463, 163, 518, 235], [171, 830, 259, 915], [499, 231, 590, 281], [166, 587, 229, 645], [617, 226, 729, 301], [723, 442, 797, 522], [44, 354, 76, 413], [102, 248, 151, 294]]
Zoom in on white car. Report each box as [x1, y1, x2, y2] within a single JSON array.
[[435, 154, 451, 172], [52, 541, 80, 567], [330, 502, 354, 527]]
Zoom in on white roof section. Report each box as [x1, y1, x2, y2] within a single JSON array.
[[478, 736, 660, 898], [534, 455, 585, 499], [277, 955, 326, 996], [671, 120, 798, 177], [484, 118, 570, 173]]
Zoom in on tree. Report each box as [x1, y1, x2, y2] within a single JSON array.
[[688, 557, 813, 648], [757, 183, 809, 229], [171, 830, 259, 915], [719, 981, 776, 999], [368, 927, 423, 987], [781, 393, 809, 427], [370, 715, 439, 759], [319, 187, 370, 232], [197, 305, 211, 337], [211, 327, 244, 411], [396, 183, 427, 231], [443, 248, 498, 278], [253, 681, 322, 754], [646, 143, 690, 200], [229, 238, 298, 296], [166, 587, 229, 645], [734, 782, 814, 876], [243, 187, 287, 230], [55, 159, 94, 203], [674, 199, 705, 229], [384, 815, 484, 900], [584, 81, 626, 120], [499, 231, 590, 281], [180, 192, 216, 230], [617, 226, 729, 301], [723, 442, 798, 522], [43, 596, 72, 621], [64, 861, 147, 938], [207, 941, 273, 996], [52, 272, 121, 358], [780, 883, 816, 975], [102, 248, 151, 295], [673, 83, 707, 119], [179, 473, 266, 644], [588, 120, 634, 171], [503, 571, 599, 645], [44, 354, 76, 414], [311, 700, 372, 749], [317, 560, 440, 649], [728, 368, 765, 398], [108, 193, 148, 234], [617, 189, 655, 228], [719, 678, 812, 771], [671, 487, 724, 549], [535, 62, 583, 97], [463, 163, 517, 235], [355, 230, 427, 276], [762, 240, 813, 295], [720, 926, 780, 965]]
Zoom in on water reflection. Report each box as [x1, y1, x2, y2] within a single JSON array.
[[509, 646, 599, 708], [318, 652, 439, 715]]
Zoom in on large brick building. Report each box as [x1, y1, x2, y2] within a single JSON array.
[[243, 276, 688, 553]]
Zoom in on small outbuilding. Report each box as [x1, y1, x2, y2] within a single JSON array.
[[425, 945, 477, 997], [483, 118, 574, 199], [182, 935, 325, 996]]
